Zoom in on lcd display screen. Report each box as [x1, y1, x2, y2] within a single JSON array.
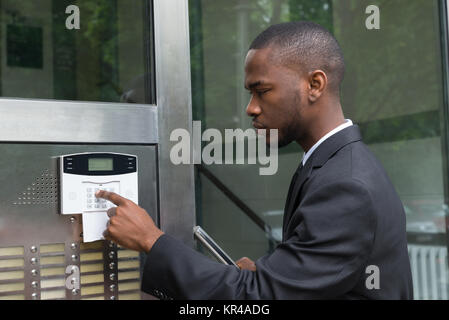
[[88, 158, 113, 171]]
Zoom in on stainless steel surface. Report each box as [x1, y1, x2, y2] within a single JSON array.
[[154, 0, 196, 246], [0, 144, 157, 245], [103, 242, 118, 301], [65, 261, 80, 301], [25, 241, 42, 300], [0, 100, 158, 144], [0, 0, 197, 245], [0, 144, 157, 300], [0, 0, 196, 300]]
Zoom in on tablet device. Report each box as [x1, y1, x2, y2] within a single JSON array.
[[193, 225, 239, 268]]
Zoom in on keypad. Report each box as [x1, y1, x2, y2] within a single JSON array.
[[85, 186, 117, 211]]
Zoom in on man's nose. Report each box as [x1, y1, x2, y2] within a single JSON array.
[[246, 96, 261, 117]]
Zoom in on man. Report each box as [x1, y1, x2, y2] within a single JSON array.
[[96, 21, 413, 299]]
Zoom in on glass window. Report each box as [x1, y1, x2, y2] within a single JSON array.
[[190, 0, 449, 299], [0, 0, 155, 104]]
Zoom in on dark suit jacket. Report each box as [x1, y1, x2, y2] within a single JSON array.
[[142, 125, 414, 299]]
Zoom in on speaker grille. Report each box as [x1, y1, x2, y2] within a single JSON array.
[[13, 169, 58, 206]]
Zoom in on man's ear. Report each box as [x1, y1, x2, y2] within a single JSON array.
[[307, 70, 327, 103]]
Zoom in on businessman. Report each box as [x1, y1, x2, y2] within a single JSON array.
[[96, 21, 413, 299]]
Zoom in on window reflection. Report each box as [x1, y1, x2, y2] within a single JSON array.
[[0, 0, 154, 104], [191, 0, 449, 300]]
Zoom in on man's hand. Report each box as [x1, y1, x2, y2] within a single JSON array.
[[236, 257, 256, 271], [95, 190, 163, 253]]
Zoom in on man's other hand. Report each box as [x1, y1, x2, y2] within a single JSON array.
[[95, 190, 164, 253], [236, 257, 256, 271]]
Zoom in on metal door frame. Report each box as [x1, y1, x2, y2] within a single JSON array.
[[440, 0, 449, 267], [153, 0, 195, 245], [0, 0, 195, 245]]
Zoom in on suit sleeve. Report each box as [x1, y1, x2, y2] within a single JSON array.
[[141, 178, 377, 299]]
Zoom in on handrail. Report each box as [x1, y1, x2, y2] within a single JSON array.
[[196, 164, 280, 248]]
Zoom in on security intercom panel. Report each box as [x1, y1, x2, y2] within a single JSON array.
[[60, 152, 138, 214], [0, 144, 157, 300]]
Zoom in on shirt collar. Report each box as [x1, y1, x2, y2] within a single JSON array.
[[301, 119, 353, 166]]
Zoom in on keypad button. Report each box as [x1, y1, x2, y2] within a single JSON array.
[[83, 184, 119, 211]]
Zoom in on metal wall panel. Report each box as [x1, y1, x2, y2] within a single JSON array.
[[0, 101, 158, 144], [0, 144, 157, 300]]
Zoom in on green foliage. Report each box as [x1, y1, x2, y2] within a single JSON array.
[[288, 0, 333, 32]]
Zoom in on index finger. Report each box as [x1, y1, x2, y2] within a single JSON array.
[[95, 190, 127, 206]]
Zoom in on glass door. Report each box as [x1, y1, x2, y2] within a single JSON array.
[[190, 0, 449, 300]]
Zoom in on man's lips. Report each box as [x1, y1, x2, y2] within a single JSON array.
[[252, 121, 265, 129]]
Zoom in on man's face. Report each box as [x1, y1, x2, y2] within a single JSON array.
[[244, 47, 306, 147]]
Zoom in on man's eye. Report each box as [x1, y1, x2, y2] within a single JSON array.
[[257, 89, 269, 96]]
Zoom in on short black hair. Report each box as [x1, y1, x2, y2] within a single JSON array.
[[249, 21, 345, 95]]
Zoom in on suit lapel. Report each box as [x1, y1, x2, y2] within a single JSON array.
[[282, 125, 363, 241], [282, 159, 313, 239]]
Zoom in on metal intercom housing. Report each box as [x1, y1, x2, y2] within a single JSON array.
[[0, 145, 158, 300]]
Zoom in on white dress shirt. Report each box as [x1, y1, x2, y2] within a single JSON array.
[[302, 119, 353, 166]]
